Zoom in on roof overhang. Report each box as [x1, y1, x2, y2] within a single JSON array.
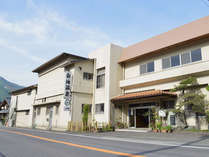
[[10, 84, 37, 95], [32, 53, 89, 73], [119, 15, 209, 64], [111, 90, 177, 103]]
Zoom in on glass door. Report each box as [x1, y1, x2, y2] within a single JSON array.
[[129, 108, 135, 127]]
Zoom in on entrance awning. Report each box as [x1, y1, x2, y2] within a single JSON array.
[[111, 90, 177, 102]]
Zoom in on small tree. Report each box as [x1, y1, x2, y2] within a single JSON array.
[[172, 77, 209, 129], [82, 104, 89, 131]]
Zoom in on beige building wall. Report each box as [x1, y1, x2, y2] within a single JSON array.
[[34, 59, 93, 130], [9, 88, 37, 128], [88, 43, 123, 124], [120, 40, 209, 129], [121, 40, 209, 90]]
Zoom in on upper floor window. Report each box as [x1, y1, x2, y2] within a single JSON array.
[[83, 72, 93, 80], [163, 48, 202, 69], [140, 61, 154, 75], [162, 54, 180, 69], [96, 67, 105, 88]]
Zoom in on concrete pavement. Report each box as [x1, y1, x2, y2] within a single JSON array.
[[0, 127, 209, 157]]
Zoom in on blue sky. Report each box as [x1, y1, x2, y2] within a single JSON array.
[[0, 0, 209, 86]]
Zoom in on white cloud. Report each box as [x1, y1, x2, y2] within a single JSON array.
[[0, 0, 120, 85]]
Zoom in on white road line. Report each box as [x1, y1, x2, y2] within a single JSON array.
[[4, 127, 209, 150]]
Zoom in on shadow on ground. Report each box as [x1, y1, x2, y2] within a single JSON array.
[[118, 134, 209, 156], [0, 152, 6, 157]]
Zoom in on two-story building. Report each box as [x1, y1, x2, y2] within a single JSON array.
[[9, 15, 209, 131], [9, 85, 37, 128], [32, 53, 94, 130], [112, 15, 209, 130]]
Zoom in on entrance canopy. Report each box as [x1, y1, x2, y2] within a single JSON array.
[[112, 90, 177, 103]]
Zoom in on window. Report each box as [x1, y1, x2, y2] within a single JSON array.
[[27, 91, 31, 96], [140, 64, 146, 74], [83, 72, 93, 80], [162, 57, 170, 69], [96, 68, 105, 88], [191, 49, 202, 62], [95, 103, 104, 113], [162, 100, 175, 109], [171, 55, 180, 67], [37, 107, 41, 115], [81, 104, 92, 113], [140, 61, 154, 74], [170, 115, 176, 126], [181, 48, 202, 65], [181, 52, 191, 65], [162, 54, 180, 69]]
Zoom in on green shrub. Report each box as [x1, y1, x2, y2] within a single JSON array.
[[156, 121, 162, 131]]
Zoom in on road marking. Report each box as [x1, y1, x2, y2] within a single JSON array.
[[8, 127, 209, 150], [0, 129, 144, 157]]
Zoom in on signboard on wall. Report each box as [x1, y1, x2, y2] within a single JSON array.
[[64, 70, 72, 111], [158, 110, 166, 117]]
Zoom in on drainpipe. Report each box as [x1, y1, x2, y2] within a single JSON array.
[[92, 59, 96, 123]]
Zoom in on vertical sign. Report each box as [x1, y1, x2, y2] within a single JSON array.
[[64, 70, 72, 111]]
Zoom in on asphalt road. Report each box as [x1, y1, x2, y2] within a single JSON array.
[[0, 127, 209, 157]]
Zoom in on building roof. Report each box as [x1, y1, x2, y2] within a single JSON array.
[[10, 84, 37, 95], [111, 90, 177, 102], [32, 53, 89, 73], [119, 15, 209, 63]]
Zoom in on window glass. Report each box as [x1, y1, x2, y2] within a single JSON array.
[[96, 68, 105, 88], [147, 61, 154, 72], [95, 103, 104, 113], [83, 72, 93, 80], [191, 49, 202, 62], [171, 55, 180, 67], [140, 64, 146, 74], [170, 115, 176, 125], [81, 104, 92, 113], [181, 52, 191, 65], [162, 57, 170, 69]]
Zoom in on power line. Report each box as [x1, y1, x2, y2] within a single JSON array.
[[200, 0, 209, 8]]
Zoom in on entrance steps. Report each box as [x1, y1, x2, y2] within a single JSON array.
[[115, 128, 151, 133]]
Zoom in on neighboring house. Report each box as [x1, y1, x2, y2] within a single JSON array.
[[32, 53, 94, 130], [0, 100, 9, 125], [88, 43, 123, 125], [112, 15, 209, 130], [9, 85, 37, 128]]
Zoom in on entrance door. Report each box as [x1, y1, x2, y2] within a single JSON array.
[[135, 109, 149, 128], [48, 107, 53, 130], [129, 108, 135, 127]]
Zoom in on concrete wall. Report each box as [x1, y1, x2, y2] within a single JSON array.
[[120, 40, 209, 129], [121, 40, 209, 90], [9, 88, 37, 128], [88, 44, 123, 124]]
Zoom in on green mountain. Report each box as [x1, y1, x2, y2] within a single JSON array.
[[0, 76, 23, 102]]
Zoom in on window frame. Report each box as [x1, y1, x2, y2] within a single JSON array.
[[139, 61, 155, 75], [83, 72, 93, 80], [95, 103, 104, 114], [96, 67, 105, 88], [81, 104, 92, 113]]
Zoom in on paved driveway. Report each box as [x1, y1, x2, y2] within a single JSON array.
[[0, 127, 209, 157]]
